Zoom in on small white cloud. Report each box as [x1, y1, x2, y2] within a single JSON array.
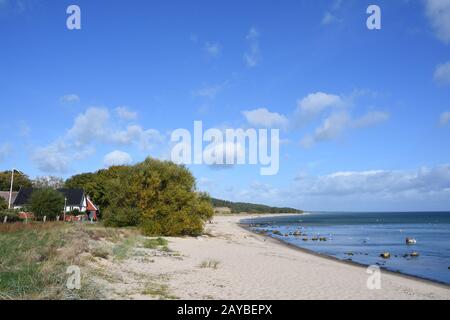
[[204, 42, 221, 57], [244, 27, 261, 67], [193, 85, 221, 98], [440, 111, 450, 125], [300, 110, 389, 148], [434, 61, 450, 85], [296, 92, 343, 122], [67, 107, 110, 146], [242, 108, 289, 129], [116, 106, 138, 120], [60, 94, 80, 104], [104, 150, 132, 167], [425, 0, 450, 44]]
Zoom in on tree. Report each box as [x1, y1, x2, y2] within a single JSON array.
[[0, 196, 7, 210], [66, 157, 214, 236], [32, 176, 65, 189], [29, 188, 65, 219], [0, 171, 32, 191], [127, 158, 214, 236]]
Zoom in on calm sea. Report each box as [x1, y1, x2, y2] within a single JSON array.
[[242, 212, 450, 285]]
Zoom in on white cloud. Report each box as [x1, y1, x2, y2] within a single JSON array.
[[294, 165, 450, 197], [352, 111, 390, 128], [244, 27, 261, 67], [242, 108, 289, 129], [425, 0, 450, 44], [110, 125, 165, 151], [32, 107, 164, 173], [440, 111, 450, 125], [67, 107, 110, 146], [32, 140, 70, 174], [301, 110, 389, 148], [297, 92, 343, 117], [66, 107, 164, 150], [204, 42, 221, 57], [301, 111, 350, 147], [116, 106, 138, 120], [434, 61, 450, 85], [60, 94, 80, 104], [32, 140, 95, 174], [104, 150, 132, 167]]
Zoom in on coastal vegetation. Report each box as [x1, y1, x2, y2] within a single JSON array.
[[65, 157, 214, 236], [0, 222, 177, 300], [29, 188, 65, 219], [211, 198, 302, 214]]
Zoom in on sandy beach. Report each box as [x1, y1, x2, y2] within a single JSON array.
[[94, 214, 450, 300]]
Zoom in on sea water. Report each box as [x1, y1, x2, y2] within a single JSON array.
[[242, 212, 450, 285]]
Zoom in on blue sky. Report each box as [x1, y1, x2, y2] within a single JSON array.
[[1, 0, 449, 211]]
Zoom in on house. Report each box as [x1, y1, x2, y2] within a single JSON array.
[[13, 188, 99, 219], [0, 191, 18, 207]]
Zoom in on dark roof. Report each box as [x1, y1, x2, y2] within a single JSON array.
[[13, 188, 85, 206], [57, 189, 85, 206], [13, 188, 33, 206], [0, 191, 18, 204]]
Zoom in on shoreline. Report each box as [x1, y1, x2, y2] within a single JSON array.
[[93, 214, 450, 300], [238, 216, 450, 289]]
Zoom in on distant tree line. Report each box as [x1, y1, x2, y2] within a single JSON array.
[[211, 198, 302, 214], [0, 171, 64, 191]]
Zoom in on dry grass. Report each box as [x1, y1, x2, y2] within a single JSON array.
[[0, 222, 140, 300], [199, 259, 220, 269]]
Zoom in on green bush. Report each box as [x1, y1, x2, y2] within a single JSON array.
[[103, 207, 141, 228], [0, 209, 21, 222], [66, 157, 214, 236], [143, 237, 168, 249], [0, 196, 7, 210], [29, 188, 65, 219]]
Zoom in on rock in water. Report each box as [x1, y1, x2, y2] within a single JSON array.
[[380, 252, 391, 259]]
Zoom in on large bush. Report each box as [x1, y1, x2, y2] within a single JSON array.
[[29, 188, 65, 219], [66, 158, 214, 236]]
